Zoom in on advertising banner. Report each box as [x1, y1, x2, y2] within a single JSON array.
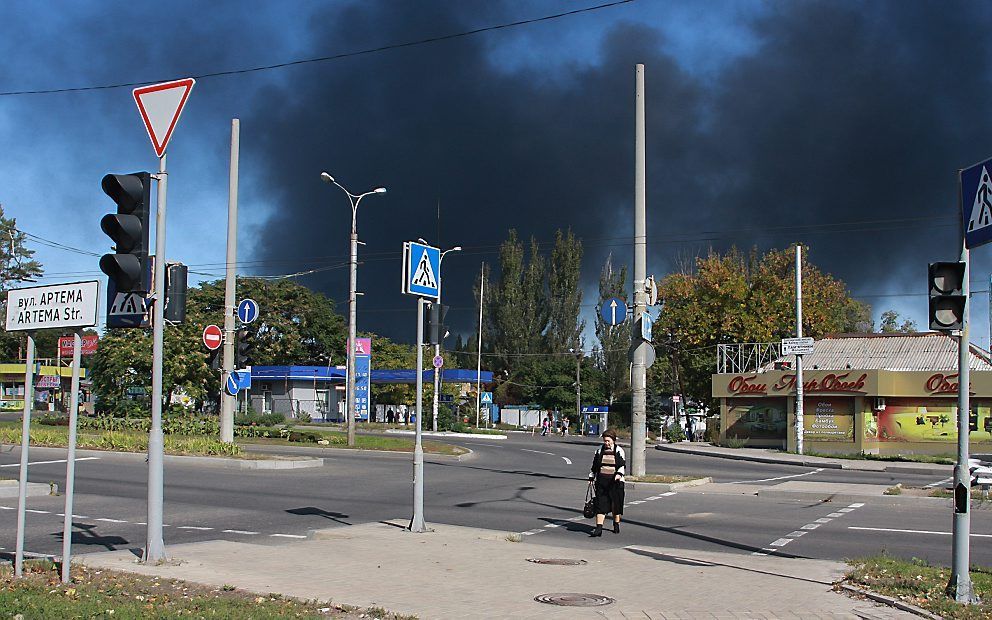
[[354, 354, 370, 421], [725, 398, 787, 440], [58, 335, 99, 357], [874, 398, 992, 442], [803, 397, 855, 441]]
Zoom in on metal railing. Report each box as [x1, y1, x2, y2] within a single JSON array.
[[717, 342, 781, 374]]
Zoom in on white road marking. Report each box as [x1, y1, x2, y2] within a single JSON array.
[[0, 506, 13, 510], [270, 533, 307, 539], [177, 526, 213, 531], [728, 467, 824, 484], [521, 449, 555, 456], [769, 538, 793, 547], [629, 500, 645, 505], [223, 529, 259, 535], [544, 523, 559, 528], [561, 457, 572, 465], [801, 523, 821, 530], [97, 518, 127, 523], [755, 503, 864, 559], [787, 531, 807, 538], [464, 442, 504, 448], [25, 509, 49, 514], [848, 502, 865, 508], [925, 477, 953, 489], [848, 526, 992, 538], [0, 457, 100, 468], [814, 518, 833, 524], [827, 513, 844, 518], [837, 508, 855, 513], [662, 492, 676, 496]]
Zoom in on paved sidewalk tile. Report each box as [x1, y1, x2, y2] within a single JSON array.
[[80, 521, 916, 619]]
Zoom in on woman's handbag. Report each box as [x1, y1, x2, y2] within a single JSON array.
[[583, 481, 596, 518]]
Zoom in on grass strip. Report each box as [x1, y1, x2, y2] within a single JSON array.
[[0, 425, 241, 457], [0, 561, 415, 619], [626, 474, 704, 484], [846, 555, 992, 619], [239, 431, 466, 456]]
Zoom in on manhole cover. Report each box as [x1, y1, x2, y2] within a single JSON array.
[[534, 593, 615, 607], [526, 558, 587, 566]]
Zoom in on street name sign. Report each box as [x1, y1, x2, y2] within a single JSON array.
[[237, 298, 259, 324], [402, 241, 440, 299], [600, 297, 627, 326], [5, 281, 100, 332], [782, 337, 815, 356], [962, 156, 992, 249], [133, 78, 195, 158], [202, 325, 223, 350]]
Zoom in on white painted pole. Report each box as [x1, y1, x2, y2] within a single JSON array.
[[631, 63, 647, 476], [795, 244, 804, 455], [476, 265, 484, 428], [14, 333, 35, 577], [60, 331, 83, 583], [220, 119, 240, 443], [410, 298, 427, 532]]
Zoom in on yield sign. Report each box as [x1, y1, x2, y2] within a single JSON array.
[[133, 78, 195, 158]]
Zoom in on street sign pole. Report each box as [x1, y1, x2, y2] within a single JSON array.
[[60, 331, 83, 583], [144, 152, 168, 564], [630, 63, 647, 477], [410, 297, 427, 533], [14, 332, 35, 577], [795, 244, 804, 456], [220, 119, 240, 444]]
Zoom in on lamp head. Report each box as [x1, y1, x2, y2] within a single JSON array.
[[452, 246, 462, 252], [320, 172, 335, 183], [373, 187, 387, 194]]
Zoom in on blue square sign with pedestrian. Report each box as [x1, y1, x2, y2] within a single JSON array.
[[405, 241, 440, 299], [962, 157, 992, 249]]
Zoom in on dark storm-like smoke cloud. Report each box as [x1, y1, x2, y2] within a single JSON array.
[[246, 1, 992, 342]]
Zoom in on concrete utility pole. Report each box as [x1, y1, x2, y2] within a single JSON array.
[[630, 63, 648, 477], [220, 119, 240, 443], [795, 244, 804, 455], [432, 246, 461, 431], [475, 264, 485, 427], [144, 153, 169, 563]]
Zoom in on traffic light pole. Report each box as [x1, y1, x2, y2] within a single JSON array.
[[144, 153, 168, 563], [220, 119, 240, 443], [630, 63, 647, 477], [409, 297, 427, 533]]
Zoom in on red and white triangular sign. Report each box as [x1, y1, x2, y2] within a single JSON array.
[[132, 78, 195, 158]]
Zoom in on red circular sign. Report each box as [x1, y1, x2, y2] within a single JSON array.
[[202, 325, 223, 350]]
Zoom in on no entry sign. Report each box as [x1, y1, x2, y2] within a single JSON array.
[[202, 325, 223, 350]]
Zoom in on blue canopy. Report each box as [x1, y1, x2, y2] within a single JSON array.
[[251, 365, 492, 385]]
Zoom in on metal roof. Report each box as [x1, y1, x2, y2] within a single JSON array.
[[761, 333, 992, 372]]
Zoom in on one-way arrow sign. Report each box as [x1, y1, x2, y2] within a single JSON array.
[[600, 297, 627, 326]]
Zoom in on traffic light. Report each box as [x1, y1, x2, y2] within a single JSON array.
[[424, 303, 449, 345], [928, 261, 966, 332], [164, 263, 188, 323], [100, 172, 152, 293], [236, 330, 255, 368]]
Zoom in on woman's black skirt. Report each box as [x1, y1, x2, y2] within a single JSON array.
[[593, 476, 624, 516]]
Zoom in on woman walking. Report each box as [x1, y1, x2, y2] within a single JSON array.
[[588, 429, 625, 536]]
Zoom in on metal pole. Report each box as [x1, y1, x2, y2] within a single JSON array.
[[476, 265, 484, 427], [575, 351, 582, 424], [220, 119, 240, 443], [347, 211, 358, 446], [14, 332, 35, 577], [410, 298, 427, 532], [144, 153, 168, 563], [947, 237, 974, 602], [60, 331, 82, 583], [795, 244, 804, 455], [433, 272, 442, 432], [630, 63, 647, 476]]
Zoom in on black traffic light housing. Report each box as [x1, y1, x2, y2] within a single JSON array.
[[100, 172, 151, 293], [424, 303, 449, 346], [928, 261, 966, 332], [164, 263, 188, 323], [236, 330, 255, 368]]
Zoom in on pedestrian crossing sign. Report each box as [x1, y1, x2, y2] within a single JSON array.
[[962, 157, 992, 249], [481, 391, 493, 404], [402, 241, 441, 299]]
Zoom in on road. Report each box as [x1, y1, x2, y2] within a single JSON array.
[[1, 433, 990, 569]]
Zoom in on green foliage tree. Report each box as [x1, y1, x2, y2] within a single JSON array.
[[546, 229, 584, 352], [878, 309, 917, 333], [594, 253, 630, 407], [655, 245, 871, 404], [0, 205, 44, 360]]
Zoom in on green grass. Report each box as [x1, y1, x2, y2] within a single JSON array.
[[0, 424, 241, 457], [796, 449, 955, 465], [0, 561, 416, 619], [846, 555, 992, 618]]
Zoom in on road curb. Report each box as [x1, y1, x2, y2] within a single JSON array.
[[839, 584, 942, 619], [384, 429, 507, 440], [627, 477, 712, 492], [655, 444, 952, 475], [755, 488, 950, 505], [0, 479, 57, 498]]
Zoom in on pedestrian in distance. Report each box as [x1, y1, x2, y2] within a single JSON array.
[[588, 428, 625, 536], [562, 415, 570, 437], [541, 416, 550, 436]]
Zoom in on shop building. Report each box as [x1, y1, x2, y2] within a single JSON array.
[[712, 333, 992, 456]]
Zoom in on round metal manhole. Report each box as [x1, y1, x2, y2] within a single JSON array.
[[534, 593, 615, 607], [526, 558, 587, 566]]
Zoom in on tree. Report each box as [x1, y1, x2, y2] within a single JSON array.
[[546, 229, 584, 352], [0, 205, 44, 360], [655, 245, 871, 403], [485, 230, 550, 366], [594, 254, 630, 407], [878, 309, 917, 333]]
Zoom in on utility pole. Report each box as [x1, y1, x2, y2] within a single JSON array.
[[630, 63, 648, 477], [220, 119, 239, 443], [795, 244, 804, 455], [475, 264, 485, 427]]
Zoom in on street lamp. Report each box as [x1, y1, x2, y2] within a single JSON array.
[[569, 347, 583, 434], [429, 244, 461, 432], [321, 171, 386, 447]]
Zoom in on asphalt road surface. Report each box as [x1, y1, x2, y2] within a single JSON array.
[[1, 433, 990, 568]]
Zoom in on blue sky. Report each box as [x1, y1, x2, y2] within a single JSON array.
[[1, 1, 989, 347]]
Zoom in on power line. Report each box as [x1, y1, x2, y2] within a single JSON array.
[[0, 1, 636, 97]]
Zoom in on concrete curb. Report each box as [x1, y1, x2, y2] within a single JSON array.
[[839, 584, 943, 619], [384, 429, 507, 440], [0, 444, 325, 471], [755, 489, 950, 506], [627, 477, 712, 492], [655, 443, 953, 475], [0, 479, 57, 498]]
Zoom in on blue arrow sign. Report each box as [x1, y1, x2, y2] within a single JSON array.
[[600, 297, 627, 326], [225, 370, 251, 396], [405, 241, 440, 299], [237, 298, 260, 324], [640, 312, 653, 342]]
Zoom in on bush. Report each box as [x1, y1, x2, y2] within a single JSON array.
[[235, 411, 286, 427], [296, 412, 312, 424], [719, 435, 747, 449], [664, 423, 686, 443]]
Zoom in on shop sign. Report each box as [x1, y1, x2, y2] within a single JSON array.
[[727, 372, 867, 395], [804, 397, 855, 441], [924, 372, 971, 395]]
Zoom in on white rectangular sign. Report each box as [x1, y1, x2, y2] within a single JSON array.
[[781, 337, 815, 356], [5, 281, 100, 332]]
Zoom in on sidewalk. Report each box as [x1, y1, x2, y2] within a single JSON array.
[[657, 442, 954, 476], [80, 520, 915, 619]]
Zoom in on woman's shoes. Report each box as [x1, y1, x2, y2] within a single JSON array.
[[590, 525, 602, 537], [613, 521, 620, 534]]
